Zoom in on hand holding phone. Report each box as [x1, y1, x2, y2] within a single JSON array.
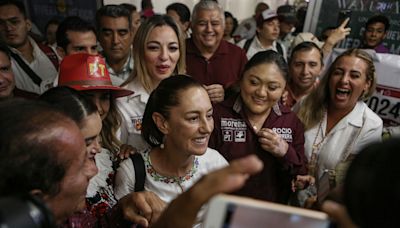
[[324, 12, 352, 50], [337, 10, 352, 27]]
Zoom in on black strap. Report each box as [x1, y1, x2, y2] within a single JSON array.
[[130, 153, 146, 192], [243, 37, 254, 53], [9, 51, 42, 86], [276, 42, 284, 56]]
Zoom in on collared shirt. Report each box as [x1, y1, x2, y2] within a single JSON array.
[[238, 35, 287, 61], [304, 101, 382, 181], [209, 95, 307, 203], [361, 43, 390, 54], [116, 76, 150, 152], [279, 31, 296, 56], [10, 37, 58, 94], [374, 43, 390, 53], [284, 80, 320, 112], [106, 50, 134, 86], [186, 38, 247, 88]]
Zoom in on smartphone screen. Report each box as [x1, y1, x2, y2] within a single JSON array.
[[221, 202, 331, 228], [337, 9, 352, 27]]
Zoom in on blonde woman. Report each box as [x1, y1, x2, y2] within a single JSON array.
[[117, 14, 186, 152], [297, 49, 382, 201]]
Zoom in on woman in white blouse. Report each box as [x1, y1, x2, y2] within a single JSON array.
[[115, 76, 228, 204], [117, 15, 186, 152], [296, 49, 382, 199]]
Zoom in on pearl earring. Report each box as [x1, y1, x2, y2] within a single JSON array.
[[160, 136, 165, 149]]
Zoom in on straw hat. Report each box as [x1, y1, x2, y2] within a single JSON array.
[[291, 32, 325, 50], [58, 53, 133, 98]]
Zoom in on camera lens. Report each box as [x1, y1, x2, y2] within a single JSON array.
[[0, 195, 55, 228]]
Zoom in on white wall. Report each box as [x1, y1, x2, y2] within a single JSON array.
[[103, 0, 290, 21]]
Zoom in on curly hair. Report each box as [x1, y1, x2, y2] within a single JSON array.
[[100, 98, 123, 154]]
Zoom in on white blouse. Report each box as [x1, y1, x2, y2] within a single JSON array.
[[114, 147, 228, 201], [116, 77, 151, 152], [304, 101, 383, 180]]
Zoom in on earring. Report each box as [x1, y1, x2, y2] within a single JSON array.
[[160, 136, 165, 149]]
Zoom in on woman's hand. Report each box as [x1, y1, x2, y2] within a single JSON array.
[[257, 128, 288, 157], [117, 144, 137, 160], [281, 90, 289, 106], [119, 191, 166, 227], [292, 175, 315, 192], [204, 84, 225, 103]]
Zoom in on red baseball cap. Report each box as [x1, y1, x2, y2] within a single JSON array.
[[58, 53, 133, 98]]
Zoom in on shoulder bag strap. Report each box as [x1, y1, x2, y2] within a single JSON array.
[[243, 37, 254, 53], [9, 50, 42, 86], [276, 42, 284, 56], [37, 43, 59, 70], [130, 153, 146, 192]]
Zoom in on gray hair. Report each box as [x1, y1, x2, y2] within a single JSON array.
[[192, 0, 225, 25]]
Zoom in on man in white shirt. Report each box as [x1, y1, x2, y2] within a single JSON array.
[[0, 0, 58, 96], [96, 5, 134, 86], [238, 9, 287, 61]]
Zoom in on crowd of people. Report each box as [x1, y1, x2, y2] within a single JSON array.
[[0, 0, 397, 227]]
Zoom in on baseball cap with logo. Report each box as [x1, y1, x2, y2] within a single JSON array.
[[257, 9, 278, 27], [58, 53, 133, 98], [261, 9, 278, 21]]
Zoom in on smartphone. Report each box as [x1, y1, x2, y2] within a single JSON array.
[[337, 9, 352, 27], [203, 194, 331, 228]]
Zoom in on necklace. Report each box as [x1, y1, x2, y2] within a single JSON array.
[[248, 114, 269, 133], [309, 115, 328, 177], [146, 153, 200, 193], [312, 120, 326, 150], [250, 121, 261, 132]]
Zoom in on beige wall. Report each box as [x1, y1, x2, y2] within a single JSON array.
[[103, 0, 292, 21]]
